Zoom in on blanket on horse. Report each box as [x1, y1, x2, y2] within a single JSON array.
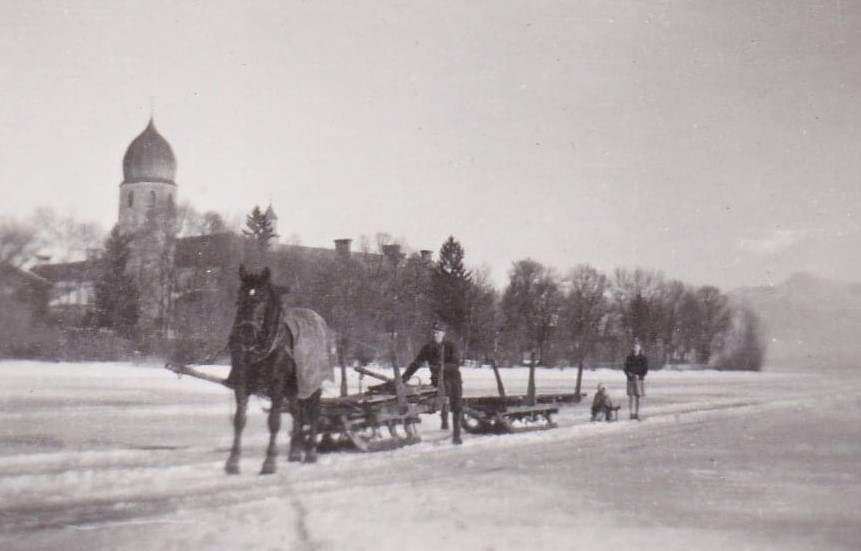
[[283, 307, 335, 399]]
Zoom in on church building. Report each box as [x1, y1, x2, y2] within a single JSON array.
[[30, 118, 402, 340]]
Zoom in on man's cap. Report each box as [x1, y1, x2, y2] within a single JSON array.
[[431, 321, 447, 332]]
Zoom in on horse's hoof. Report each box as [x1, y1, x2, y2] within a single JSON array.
[[225, 462, 240, 475], [287, 450, 303, 463], [303, 451, 318, 464]]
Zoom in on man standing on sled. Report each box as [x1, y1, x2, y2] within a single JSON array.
[[401, 321, 463, 445]]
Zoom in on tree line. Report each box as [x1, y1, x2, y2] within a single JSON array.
[[0, 205, 766, 370], [235, 211, 765, 372]]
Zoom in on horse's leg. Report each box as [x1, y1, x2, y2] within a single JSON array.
[[288, 400, 304, 462], [262, 356, 287, 475], [303, 390, 322, 464], [226, 388, 248, 475], [261, 390, 282, 475]]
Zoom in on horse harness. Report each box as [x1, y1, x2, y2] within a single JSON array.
[[232, 310, 298, 368]]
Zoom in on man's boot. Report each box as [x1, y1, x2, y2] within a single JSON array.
[[440, 407, 449, 430], [452, 412, 462, 445]]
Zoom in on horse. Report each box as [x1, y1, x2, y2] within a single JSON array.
[[225, 265, 334, 475]]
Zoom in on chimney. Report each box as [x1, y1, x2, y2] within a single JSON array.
[[419, 250, 433, 262], [381, 244, 403, 268], [334, 238, 352, 260]]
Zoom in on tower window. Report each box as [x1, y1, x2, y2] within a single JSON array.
[[127, 191, 134, 208]]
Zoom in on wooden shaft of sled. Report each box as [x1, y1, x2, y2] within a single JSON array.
[[436, 343, 446, 408], [353, 366, 392, 382], [526, 352, 537, 406], [490, 357, 506, 398], [391, 332, 407, 410], [338, 337, 348, 397], [165, 364, 229, 387], [392, 364, 407, 410]]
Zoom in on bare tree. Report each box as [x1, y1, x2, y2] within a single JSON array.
[[464, 265, 499, 362], [694, 285, 732, 364], [501, 259, 562, 366], [175, 202, 229, 237], [561, 265, 609, 393], [0, 217, 40, 268], [31, 208, 104, 263], [610, 267, 665, 352]]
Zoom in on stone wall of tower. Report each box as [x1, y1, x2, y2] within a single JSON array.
[[119, 182, 177, 336], [118, 181, 177, 234]]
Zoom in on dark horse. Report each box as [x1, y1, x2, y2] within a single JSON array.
[[225, 265, 333, 475]]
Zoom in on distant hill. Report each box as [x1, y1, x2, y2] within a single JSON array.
[[732, 273, 861, 372]]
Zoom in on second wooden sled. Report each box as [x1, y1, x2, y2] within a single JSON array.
[[460, 361, 582, 435]]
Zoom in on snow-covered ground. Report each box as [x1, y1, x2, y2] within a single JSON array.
[[1, 360, 859, 551]]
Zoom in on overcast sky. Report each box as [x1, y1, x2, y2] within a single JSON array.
[[1, 0, 859, 289]]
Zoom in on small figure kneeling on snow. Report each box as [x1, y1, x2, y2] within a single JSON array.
[[590, 384, 619, 422]]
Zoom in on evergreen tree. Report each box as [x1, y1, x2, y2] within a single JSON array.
[[94, 225, 139, 337], [431, 236, 471, 339], [242, 205, 278, 251]]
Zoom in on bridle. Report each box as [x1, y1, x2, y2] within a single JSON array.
[[231, 285, 282, 362]]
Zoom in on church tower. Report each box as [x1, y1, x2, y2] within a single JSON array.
[[119, 117, 177, 232], [118, 118, 178, 335]]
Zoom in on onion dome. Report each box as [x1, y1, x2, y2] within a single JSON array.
[[122, 118, 176, 184]]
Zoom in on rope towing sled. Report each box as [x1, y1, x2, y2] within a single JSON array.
[[165, 360, 440, 453]]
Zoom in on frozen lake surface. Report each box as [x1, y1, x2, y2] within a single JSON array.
[[1, 360, 859, 550]]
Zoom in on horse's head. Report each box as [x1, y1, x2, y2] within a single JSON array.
[[231, 265, 280, 355]]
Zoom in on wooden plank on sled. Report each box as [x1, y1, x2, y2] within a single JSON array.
[[493, 404, 559, 416], [535, 393, 583, 404]]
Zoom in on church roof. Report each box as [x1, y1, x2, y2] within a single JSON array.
[[122, 118, 176, 185], [175, 232, 241, 268], [30, 260, 98, 283], [0, 264, 51, 288]]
